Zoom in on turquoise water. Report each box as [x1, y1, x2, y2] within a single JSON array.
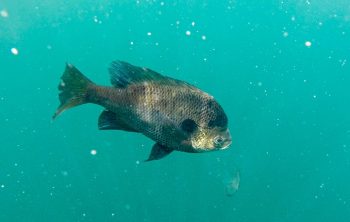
[[1, 0, 350, 221]]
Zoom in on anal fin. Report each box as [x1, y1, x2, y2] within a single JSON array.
[[146, 143, 173, 161], [98, 110, 138, 132]]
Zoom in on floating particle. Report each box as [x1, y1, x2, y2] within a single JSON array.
[[47, 45, 52, 50], [201, 35, 206, 40], [0, 184, 4, 188], [93, 16, 98, 23], [0, 9, 8, 18], [136, 160, 140, 165], [224, 168, 240, 197], [90, 149, 97, 155], [305, 41, 312, 47], [147, 32, 152, 36], [191, 21, 195, 26], [160, 2, 164, 6], [11, 48, 19, 55], [176, 20, 180, 25], [185, 30, 191, 36], [130, 41, 134, 45], [283, 31, 289, 37]]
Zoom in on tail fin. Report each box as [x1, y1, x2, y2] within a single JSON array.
[[52, 63, 94, 119]]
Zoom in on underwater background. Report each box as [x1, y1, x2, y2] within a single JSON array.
[[1, 0, 350, 221]]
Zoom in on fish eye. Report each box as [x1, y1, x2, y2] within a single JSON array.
[[213, 136, 224, 146]]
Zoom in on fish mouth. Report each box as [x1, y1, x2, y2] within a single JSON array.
[[219, 136, 232, 150], [220, 141, 231, 150]]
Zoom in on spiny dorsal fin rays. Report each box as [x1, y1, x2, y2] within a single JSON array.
[[109, 60, 167, 88], [108, 60, 199, 92]]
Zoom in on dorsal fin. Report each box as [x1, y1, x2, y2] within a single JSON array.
[[109, 61, 167, 88]]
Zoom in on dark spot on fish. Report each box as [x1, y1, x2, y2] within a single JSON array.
[[208, 113, 228, 128], [181, 119, 197, 133]]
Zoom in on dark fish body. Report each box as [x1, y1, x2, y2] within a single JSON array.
[[54, 61, 231, 161]]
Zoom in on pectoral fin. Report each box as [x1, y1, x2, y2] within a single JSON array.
[[98, 110, 138, 132], [146, 143, 173, 161]]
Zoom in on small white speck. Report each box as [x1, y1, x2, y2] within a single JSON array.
[[11, 48, 19, 55], [201, 35, 206, 40], [340, 59, 347, 67], [257, 82, 262, 86], [130, 41, 134, 45], [282, 31, 288, 37], [305, 41, 312, 47], [313, 94, 317, 99], [176, 20, 180, 25], [136, 160, 140, 165], [90, 149, 97, 155], [147, 32, 152, 36], [291, 16, 296, 21], [185, 30, 191, 36], [82, 213, 86, 217], [160, 2, 165, 6], [111, 213, 116, 217], [60, 81, 65, 87], [191, 21, 195, 26], [0, 10, 8, 18], [1, 184, 4, 188]]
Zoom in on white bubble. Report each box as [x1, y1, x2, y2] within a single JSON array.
[[1, 184, 4, 188], [201, 35, 206, 40], [191, 21, 195, 26], [283, 31, 289, 37], [305, 41, 312, 47], [11, 48, 19, 55], [90, 149, 97, 155], [130, 41, 134, 45], [0, 10, 8, 18], [185, 30, 191, 36], [147, 32, 152, 36]]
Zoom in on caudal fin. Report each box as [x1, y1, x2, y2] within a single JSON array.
[[52, 63, 94, 119]]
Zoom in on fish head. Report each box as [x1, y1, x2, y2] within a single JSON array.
[[190, 126, 232, 152], [181, 98, 231, 152]]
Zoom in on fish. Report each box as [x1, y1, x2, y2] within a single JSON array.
[[53, 60, 232, 161]]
